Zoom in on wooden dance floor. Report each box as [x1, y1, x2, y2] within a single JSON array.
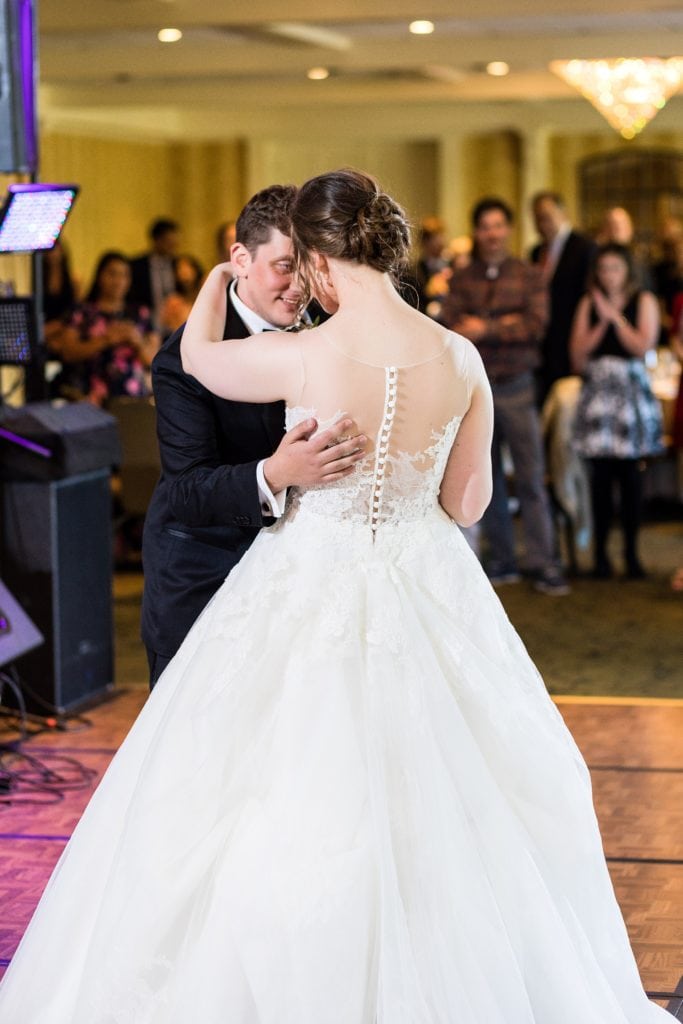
[[1, 691, 682, 1016]]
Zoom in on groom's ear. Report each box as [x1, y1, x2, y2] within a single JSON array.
[[230, 242, 252, 278]]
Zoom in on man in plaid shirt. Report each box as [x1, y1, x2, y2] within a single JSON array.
[[442, 197, 569, 596]]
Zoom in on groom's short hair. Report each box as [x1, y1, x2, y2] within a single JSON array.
[[236, 185, 297, 255]]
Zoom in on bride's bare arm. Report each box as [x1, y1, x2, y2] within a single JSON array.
[[180, 263, 303, 403], [439, 350, 493, 527]]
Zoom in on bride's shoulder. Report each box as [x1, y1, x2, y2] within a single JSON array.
[[443, 331, 488, 390], [448, 330, 482, 360], [443, 329, 479, 363]]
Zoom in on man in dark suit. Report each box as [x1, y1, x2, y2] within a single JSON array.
[[530, 192, 596, 404], [141, 186, 364, 686], [128, 218, 180, 330]]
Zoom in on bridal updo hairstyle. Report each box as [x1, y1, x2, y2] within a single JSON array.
[[290, 169, 411, 288]]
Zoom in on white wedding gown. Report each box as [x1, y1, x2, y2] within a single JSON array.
[[0, 333, 670, 1022]]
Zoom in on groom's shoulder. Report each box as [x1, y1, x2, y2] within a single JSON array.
[[152, 325, 187, 379]]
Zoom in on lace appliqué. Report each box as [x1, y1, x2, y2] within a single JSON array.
[[284, 403, 462, 531]]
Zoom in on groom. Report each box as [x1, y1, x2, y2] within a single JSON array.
[[141, 184, 363, 686]]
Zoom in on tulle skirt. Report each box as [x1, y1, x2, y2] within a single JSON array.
[[0, 507, 670, 1022]]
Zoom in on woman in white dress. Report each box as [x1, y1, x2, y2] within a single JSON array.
[[0, 169, 671, 1022]]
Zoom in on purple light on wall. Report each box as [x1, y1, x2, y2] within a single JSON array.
[[18, 0, 37, 171]]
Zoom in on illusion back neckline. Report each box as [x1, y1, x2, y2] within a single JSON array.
[[320, 330, 453, 370]]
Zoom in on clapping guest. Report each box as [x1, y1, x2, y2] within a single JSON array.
[[571, 243, 662, 579], [49, 251, 160, 405]]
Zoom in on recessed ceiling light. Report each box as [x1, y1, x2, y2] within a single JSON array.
[[409, 20, 435, 35], [307, 67, 330, 81], [486, 61, 510, 76], [158, 28, 182, 43]]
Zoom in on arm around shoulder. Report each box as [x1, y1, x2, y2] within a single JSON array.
[[180, 264, 302, 404]]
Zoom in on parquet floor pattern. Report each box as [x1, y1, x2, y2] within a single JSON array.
[[1, 692, 682, 1017]]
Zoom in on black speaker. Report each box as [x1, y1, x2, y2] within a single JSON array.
[[0, 0, 37, 174], [0, 575, 42, 669], [0, 401, 121, 482], [0, 469, 114, 714]]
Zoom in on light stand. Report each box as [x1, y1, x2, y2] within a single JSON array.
[[0, 183, 79, 402]]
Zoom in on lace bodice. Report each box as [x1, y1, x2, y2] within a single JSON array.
[[285, 355, 466, 530], [286, 399, 462, 529]]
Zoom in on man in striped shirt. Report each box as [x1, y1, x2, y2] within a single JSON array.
[[442, 197, 569, 596]]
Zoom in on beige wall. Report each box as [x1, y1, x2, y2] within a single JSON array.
[[246, 138, 438, 227], [40, 134, 173, 288]]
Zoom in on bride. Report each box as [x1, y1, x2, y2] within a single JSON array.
[[0, 169, 670, 1022]]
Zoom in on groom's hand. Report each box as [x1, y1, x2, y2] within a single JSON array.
[[264, 417, 366, 492]]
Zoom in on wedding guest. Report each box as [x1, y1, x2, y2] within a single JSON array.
[[42, 239, 80, 322], [128, 217, 181, 331], [570, 243, 662, 579], [50, 251, 160, 405], [670, 291, 683, 498], [595, 206, 652, 290], [442, 196, 569, 595], [409, 217, 447, 312], [160, 254, 205, 336], [529, 191, 596, 403], [422, 235, 473, 319], [652, 216, 683, 323], [41, 239, 82, 370], [216, 220, 237, 263], [596, 206, 634, 247]]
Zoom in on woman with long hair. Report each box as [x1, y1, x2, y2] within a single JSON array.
[[50, 250, 160, 404], [571, 242, 662, 579]]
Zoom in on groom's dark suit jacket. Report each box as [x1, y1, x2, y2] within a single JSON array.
[[530, 230, 596, 401], [141, 298, 285, 660]]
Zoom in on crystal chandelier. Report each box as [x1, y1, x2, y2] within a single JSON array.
[[550, 57, 683, 139]]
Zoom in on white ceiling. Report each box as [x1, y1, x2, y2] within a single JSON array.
[[38, 1, 683, 132]]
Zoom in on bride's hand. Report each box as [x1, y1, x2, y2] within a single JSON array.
[[263, 417, 366, 492]]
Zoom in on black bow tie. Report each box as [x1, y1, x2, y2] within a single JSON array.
[[261, 322, 305, 333]]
